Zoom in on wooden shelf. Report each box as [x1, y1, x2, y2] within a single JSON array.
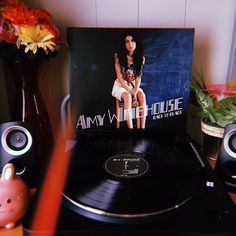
[[0, 224, 23, 236]]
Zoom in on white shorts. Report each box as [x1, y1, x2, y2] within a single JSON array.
[[111, 79, 143, 101]]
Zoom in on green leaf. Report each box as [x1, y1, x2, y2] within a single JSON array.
[[213, 97, 236, 127], [190, 80, 214, 109]]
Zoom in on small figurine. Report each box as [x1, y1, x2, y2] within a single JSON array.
[[0, 163, 30, 229]]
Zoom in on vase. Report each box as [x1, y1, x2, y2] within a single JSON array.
[[3, 59, 54, 174], [201, 119, 224, 165]]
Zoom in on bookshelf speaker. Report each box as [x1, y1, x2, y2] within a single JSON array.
[[0, 121, 39, 187], [215, 123, 236, 192]]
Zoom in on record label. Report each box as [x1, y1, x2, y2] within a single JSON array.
[[104, 154, 149, 178]]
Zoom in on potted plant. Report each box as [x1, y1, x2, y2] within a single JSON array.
[[190, 69, 236, 161]]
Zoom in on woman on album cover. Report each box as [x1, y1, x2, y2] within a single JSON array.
[[111, 32, 146, 129]]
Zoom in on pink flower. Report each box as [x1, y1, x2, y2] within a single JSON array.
[[206, 83, 236, 98], [205, 82, 236, 109]]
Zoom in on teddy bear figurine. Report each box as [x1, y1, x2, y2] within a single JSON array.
[[0, 163, 30, 229]]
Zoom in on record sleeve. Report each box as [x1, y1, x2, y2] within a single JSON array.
[[67, 28, 194, 135]]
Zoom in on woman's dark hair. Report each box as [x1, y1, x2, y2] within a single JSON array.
[[117, 31, 144, 75]]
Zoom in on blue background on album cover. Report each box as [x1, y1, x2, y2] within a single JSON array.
[[141, 30, 193, 106], [68, 28, 194, 132]]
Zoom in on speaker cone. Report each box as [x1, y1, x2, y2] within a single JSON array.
[[6, 130, 28, 150], [1, 125, 33, 156]]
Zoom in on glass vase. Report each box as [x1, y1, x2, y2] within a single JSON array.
[[3, 59, 54, 173]]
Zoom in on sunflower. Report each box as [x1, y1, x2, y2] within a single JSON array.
[[16, 24, 57, 54]]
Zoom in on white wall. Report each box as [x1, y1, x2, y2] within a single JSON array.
[[35, 0, 236, 134], [39, 0, 236, 81]]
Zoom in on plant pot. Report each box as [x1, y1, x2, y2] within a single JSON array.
[[201, 119, 224, 162]]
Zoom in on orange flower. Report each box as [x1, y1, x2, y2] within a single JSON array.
[[0, 0, 64, 58], [227, 80, 236, 90], [30, 8, 59, 38], [31, 8, 52, 24], [3, 5, 37, 25]]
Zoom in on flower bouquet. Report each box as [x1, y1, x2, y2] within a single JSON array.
[[0, 0, 63, 60]]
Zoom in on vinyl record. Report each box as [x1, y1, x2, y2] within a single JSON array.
[[62, 131, 203, 224]]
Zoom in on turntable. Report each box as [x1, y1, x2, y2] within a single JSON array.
[[22, 130, 236, 236]]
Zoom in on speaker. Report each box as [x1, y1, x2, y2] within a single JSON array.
[[215, 123, 236, 192], [0, 121, 39, 187]]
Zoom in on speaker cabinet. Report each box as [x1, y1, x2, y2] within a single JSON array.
[[215, 123, 236, 192], [0, 121, 39, 187]]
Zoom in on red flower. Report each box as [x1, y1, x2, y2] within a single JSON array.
[[3, 5, 38, 25], [30, 8, 59, 38], [31, 8, 52, 24], [0, 0, 64, 56]]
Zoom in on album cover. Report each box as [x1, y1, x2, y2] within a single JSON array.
[[67, 28, 194, 134]]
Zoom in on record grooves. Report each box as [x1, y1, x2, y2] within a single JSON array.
[[62, 131, 204, 224]]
